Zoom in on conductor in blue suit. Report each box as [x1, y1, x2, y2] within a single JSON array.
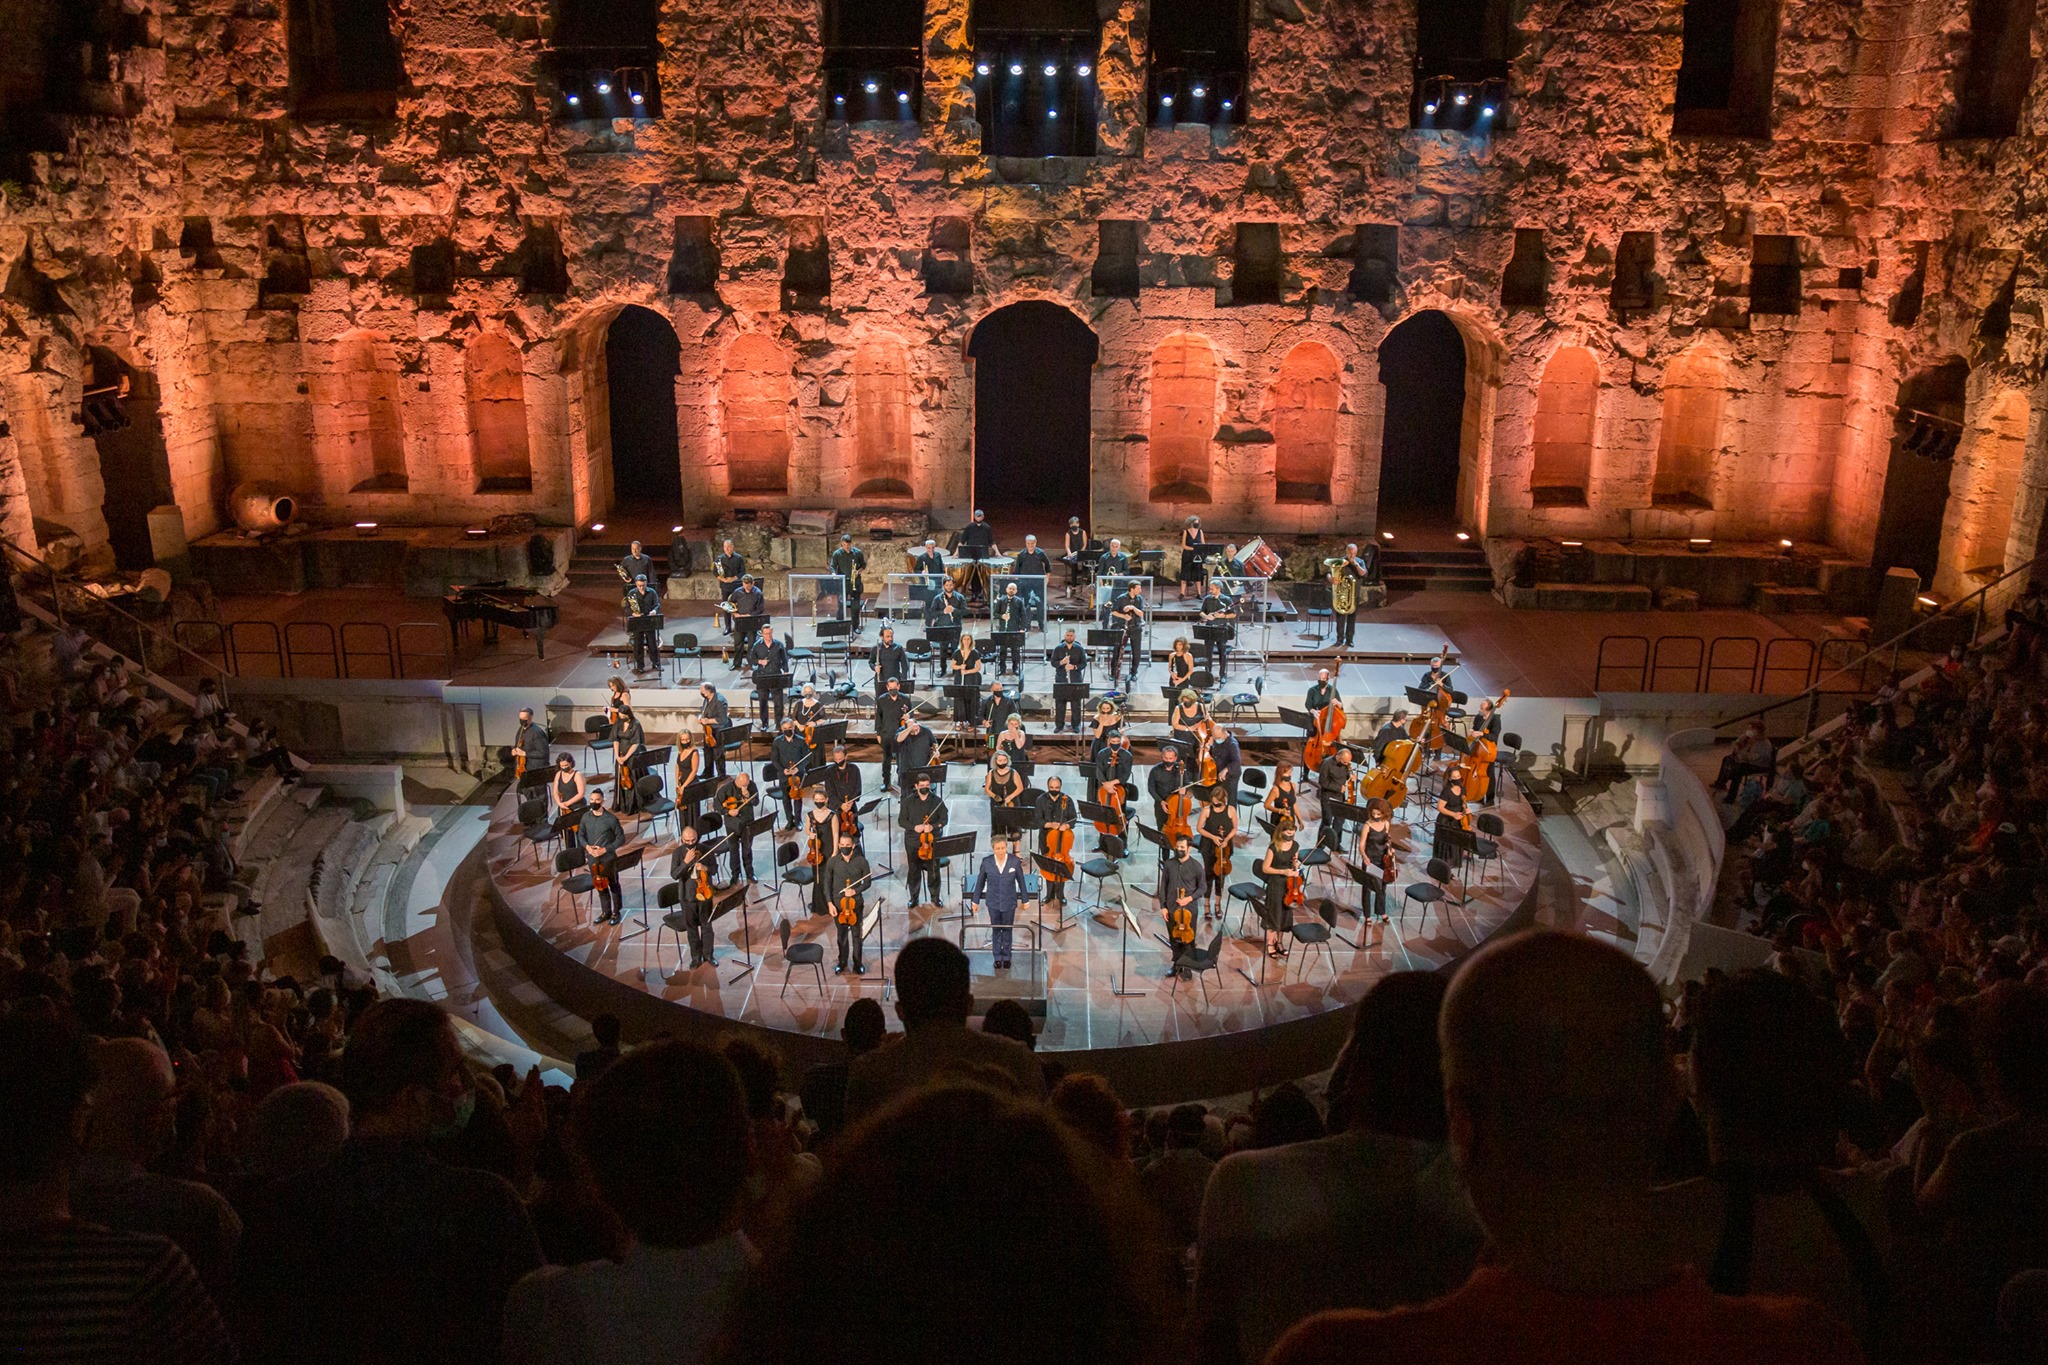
[[969, 833, 1033, 970]]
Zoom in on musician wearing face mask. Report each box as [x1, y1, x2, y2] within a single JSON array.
[[830, 533, 867, 636], [900, 773, 948, 910], [578, 788, 625, 926], [715, 771, 759, 883], [769, 718, 810, 831], [804, 790, 836, 917], [669, 827, 720, 969], [1037, 776, 1077, 914], [876, 679, 911, 791], [1198, 580, 1238, 683], [1317, 744, 1357, 852], [822, 743, 861, 809], [697, 684, 732, 778], [824, 832, 872, 975]]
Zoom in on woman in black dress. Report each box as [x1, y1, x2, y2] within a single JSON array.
[[950, 634, 983, 725], [1178, 516, 1208, 599], [1360, 798, 1394, 922], [1168, 690, 1208, 751], [1166, 638, 1197, 691], [1200, 789, 1237, 925], [1434, 771, 1470, 858], [1258, 818, 1302, 959]]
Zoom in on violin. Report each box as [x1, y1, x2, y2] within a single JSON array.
[[1044, 823, 1075, 881], [806, 818, 826, 867], [1209, 827, 1232, 879], [1283, 866, 1307, 908], [692, 860, 713, 902], [836, 871, 869, 926], [723, 792, 742, 816], [918, 825, 935, 860]]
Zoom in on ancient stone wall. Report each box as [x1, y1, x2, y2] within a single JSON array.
[[0, 0, 2039, 599]]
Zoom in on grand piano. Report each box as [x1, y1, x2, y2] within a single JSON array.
[[444, 581, 560, 659]]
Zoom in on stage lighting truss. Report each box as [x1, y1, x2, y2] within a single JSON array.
[[1896, 409, 1963, 461], [1149, 66, 1246, 127], [969, 34, 1099, 154], [1413, 72, 1508, 133], [825, 61, 923, 123]]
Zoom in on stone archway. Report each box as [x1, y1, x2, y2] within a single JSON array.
[[967, 301, 1099, 518]]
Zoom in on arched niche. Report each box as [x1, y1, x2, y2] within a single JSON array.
[[1270, 341, 1341, 505], [722, 333, 793, 496], [852, 337, 913, 498], [1531, 345, 1599, 506], [1149, 332, 1216, 504], [466, 333, 534, 492], [1652, 348, 1726, 508]]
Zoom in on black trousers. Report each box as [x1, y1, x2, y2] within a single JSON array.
[[629, 625, 659, 671], [727, 832, 755, 882], [1111, 626, 1142, 681], [907, 849, 941, 906], [951, 687, 977, 724], [1055, 691, 1083, 730], [1359, 871, 1387, 920], [879, 736, 898, 789], [687, 903, 715, 964], [755, 689, 785, 727], [1318, 807, 1346, 851], [592, 856, 621, 920], [836, 914, 864, 969], [995, 639, 1021, 674], [1205, 635, 1230, 681], [1335, 609, 1358, 647], [845, 592, 863, 634]]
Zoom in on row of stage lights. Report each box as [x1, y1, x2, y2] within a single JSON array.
[[1416, 75, 1508, 127], [560, 67, 653, 113], [1152, 69, 1244, 122]]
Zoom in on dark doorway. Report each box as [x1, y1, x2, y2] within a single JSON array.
[[969, 301, 1097, 524], [1376, 310, 1467, 524], [84, 348, 174, 571], [604, 305, 683, 512], [1871, 358, 1968, 589]]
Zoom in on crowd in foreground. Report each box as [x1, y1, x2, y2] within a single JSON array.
[[5, 605, 2048, 1363]]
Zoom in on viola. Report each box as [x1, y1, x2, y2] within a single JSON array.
[[1167, 894, 1196, 945], [693, 861, 712, 901], [1044, 824, 1075, 881]]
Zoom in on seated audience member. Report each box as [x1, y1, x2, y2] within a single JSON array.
[[236, 1080, 351, 1195], [70, 1037, 243, 1297], [1268, 932, 1863, 1365], [721, 1037, 822, 1246], [0, 1012, 234, 1365], [1138, 1103, 1214, 1253], [239, 998, 542, 1365], [574, 1012, 624, 1086], [842, 938, 1043, 1121], [1918, 982, 2048, 1350], [1048, 1073, 1131, 1165], [800, 998, 887, 1147], [982, 997, 1066, 1087], [1192, 972, 1483, 1365], [719, 1084, 1175, 1365], [1654, 969, 1896, 1349], [504, 1040, 755, 1365]]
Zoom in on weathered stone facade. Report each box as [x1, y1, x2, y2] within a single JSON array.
[[0, 0, 2041, 601]]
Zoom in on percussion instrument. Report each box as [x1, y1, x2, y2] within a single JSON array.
[[1238, 537, 1284, 578]]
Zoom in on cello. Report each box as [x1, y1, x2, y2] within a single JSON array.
[[1161, 784, 1195, 844], [1094, 780, 1128, 836], [1043, 822, 1075, 886], [1359, 733, 1423, 807]]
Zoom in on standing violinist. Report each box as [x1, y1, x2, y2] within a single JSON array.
[[578, 787, 626, 926], [1037, 776, 1077, 916], [511, 707, 549, 782], [1265, 767, 1301, 828], [822, 742, 861, 810], [1161, 833, 1205, 977], [769, 718, 809, 831], [803, 790, 835, 916], [1258, 817, 1303, 961], [715, 770, 759, 883], [830, 793, 865, 857], [876, 679, 911, 792], [900, 771, 948, 910], [610, 705, 647, 815], [1359, 799, 1395, 923], [669, 827, 718, 969], [697, 683, 731, 778], [823, 831, 872, 975], [1317, 744, 1357, 853], [1199, 787, 1238, 925]]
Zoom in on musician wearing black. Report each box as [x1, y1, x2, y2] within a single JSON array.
[[674, 741, 707, 830], [716, 772, 759, 882], [1303, 669, 1339, 780], [895, 714, 935, 782], [993, 714, 1030, 770], [666, 528, 692, 591], [617, 541, 656, 592], [1098, 731, 1135, 796], [578, 788, 626, 925], [821, 744, 860, 809], [1037, 777, 1076, 910], [610, 705, 647, 814], [949, 508, 998, 604], [1359, 799, 1394, 922], [1108, 579, 1146, 685], [1050, 629, 1087, 731], [725, 575, 766, 660], [1419, 654, 1453, 693], [1178, 516, 1208, 599], [714, 540, 745, 600], [697, 683, 732, 778], [550, 754, 588, 821], [804, 792, 835, 917], [1434, 770, 1469, 853], [790, 684, 826, 757], [872, 626, 910, 697], [876, 680, 911, 790], [830, 794, 865, 856], [1149, 743, 1191, 824], [981, 680, 1019, 735], [747, 625, 791, 726], [983, 752, 1026, 825], [1371, 710, 1409, 764], [926, 582, 965, 634], [1014, 534, 1052, 580], [623, 575, 662, 674], [511, 707, 549, 781], [1197, 584, 1238, 682], [830, 534, 867, 635], [1331, 542, 1379, 648], [1168, 690, 1208, 749], [948, 634, 983, 725], [824, 834, 872, 974], [769, 719, 810, 830], [1166, 638, 1196, 692], [911, 537, 947, 606], [1161, 836, 1206, 976], [1099, 537, 1131, 578], [669, 827, 719, 968], [990, 582, 1028, 675], [1062, 517, 1091, 594], [900, 774, 948, 909], [1211, 724, 1244, 805], [1317, 745, 1356, 852]]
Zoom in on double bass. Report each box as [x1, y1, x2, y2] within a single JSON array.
[[1408, 673, 1457, 753], [1457, 689, 1511, 803], [1304, 692, 1347, 774]]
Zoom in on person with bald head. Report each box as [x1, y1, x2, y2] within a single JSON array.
[[1269, 932, 1862, 1365], [72, 1037, 243, 1295]]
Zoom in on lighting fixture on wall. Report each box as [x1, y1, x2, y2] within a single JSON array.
[[590, 522, 606, 533], [865, 78, 879, 93], [595, 74, 612, 94], [620, 68, 647, 106], [1687, 537, 1712, 552], [1009, 61, 1024, 75], [1044, 62, 1058, 76], [977, 60, 991, 75], [1075, 62, 1091, 76], [1381, 531, 1395, 541], [355, 521, 379, 538], [464, 527, 488, 539], [1455, 531, 1471, 541]]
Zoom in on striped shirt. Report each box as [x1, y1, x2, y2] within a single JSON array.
[[0, 1220, 234, 1363]]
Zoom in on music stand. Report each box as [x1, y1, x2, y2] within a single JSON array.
[[712, 882, 758, 982], [1084, 628, 1119, 683], [943, 683, 981, 723], [932, 831, 979, 910], [1340, 861, 1385, 946], [1403, 685, 1437, 707], [1111, 899, 1147, 998], [813, 618, 852, 680], [990, 630, 1027, 678], [1278, 705, 1316, 734], [731, 613, 768, 661], [991, 802, 1036, 839], [679, 777, 721, 832], [741, 810, 776, 889], [1030, 852, 1078, 934], [1075, 799, 1120, 831], [611, 847, 649, 937], [714, 722, 752, 772], [903, 764, 945, 789], [751, 670, 794, 728]]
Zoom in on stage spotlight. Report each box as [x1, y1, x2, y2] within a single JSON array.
[[1453, 87, 1469, 106], [977, 60, 991, 75], [1009, 61, 1024, 75], [355, 521, 379, 538], [833, 93, 845, 105], [1917, 594, 1940, 608], [1047, 106, 1057, 117], [590, 522, 606, 533], [595, 73, 612, 94], [1161, 93, 1175, 107], [565, 89, 580, 107], [1076, 62, 1091, 76], [1044, 62, 1059, 76], [897, 90, 910, 104], [1456, 531, 1471, 541], [1424, 99, 1438, 114], [621, 69, 646, 105], [864, 78, 879, 93], [1688, 537, 1712, 552], [1221, 98, 1233, 110], [1381, 531, 1395, 541], [1193, 83, 1207, 97], [1480, 102, 1494, 117]]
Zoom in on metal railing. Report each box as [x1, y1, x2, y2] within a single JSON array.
[[3, 538, 236, 693], [173, 615, 454, 680], [1593, 631, 1828, 696], [1713, 551, 2046, 741]]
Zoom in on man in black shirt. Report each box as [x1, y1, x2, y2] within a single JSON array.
[[747, 625, 791, 726], [925, 582, 965, 633], [1014, 533, 1052, 580], [900, 773, 948, 909], [1098, 537, 1131, 579], [665, 527, 692, 590], [1303, 668, 1340, 777], [510, 706, 550, 781], [1036, 776, 1078, 914], [1160, 836, 1206, 975], [769, 718, 810, 829], [623, 574, 662, 674], [714, 539, 745, 598], [876, 680, 911, 791], [578, 788, 626, 924], [1419, 653, 1454, 693], [990, 581, 1028, 675], [1098, 731, 1135, 797], [715, 772, 759, 882], [669, 827, 719, 968], [981, 680, 1020, 735], [895, 714, 936, 779], [1148, 743, 1191, 825], [830, 534, 867, 635], [951, 509, 998, 602], [1109, 579, 1146, 685], [1317, 744, 1356, 852], [872, 625, 910, 696], [616, 539, 656, 590], [822, 743, 861, 809], [911, 537, 946, 608], [1371, 710, 1410, 765], [1198, 582, 1238, 682], [1210, 724, 1244, 805], [697, 683, 732, 778], [823, 833, 873, 974], [1049, 628, 1087, 732], [724, 574, 766, 660]]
